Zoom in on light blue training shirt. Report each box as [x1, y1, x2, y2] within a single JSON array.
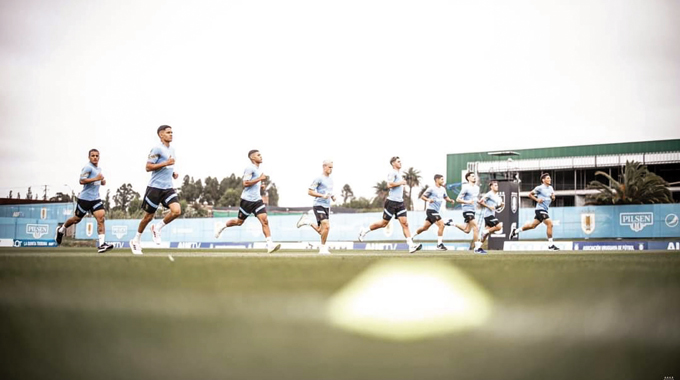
[[386, 169, 404, 202], [458, 183, 480, 212], [147, 144, 176, 189], [481, 191, 503, 218], [241, 163, 263, 202], [424, 186, 447, 211], [533, 184, 554, 211], [309, 175, 334, 208], [78, 162, 102, 201]]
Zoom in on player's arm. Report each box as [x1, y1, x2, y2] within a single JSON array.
[[478, 195, 494, 210], [445, 195, 455, 204], [528, 188, 541, 203], [145, 151, 175, 172], [243, 173, 266, 187], [79, 169, 103, 185], [550, 188, 556, 202]]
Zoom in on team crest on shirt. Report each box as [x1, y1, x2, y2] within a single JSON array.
[[511, 192, 518, 214], [496, 192, 506, 213], [581, 213, 596, 235]]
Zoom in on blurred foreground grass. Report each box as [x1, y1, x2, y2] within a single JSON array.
[[1, 248, 678, 380]]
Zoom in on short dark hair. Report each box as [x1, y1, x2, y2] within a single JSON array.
[[88, 149, 99, 156], [390, 156, 400, 165], [157, 125, 172, 135], [465, 171, 474, 181], [540, 173, 550, 181], [434, 174, 444, 181], [248, 149, 259, 159], [489, 180, 498, 187]]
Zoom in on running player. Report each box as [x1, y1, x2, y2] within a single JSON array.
[[129, 125, 182, 255], [509, 173, 559, 250], [55, 149, 113, 253], [448, 171, 482, 252], [215, 150, 281, 254], [297, 160, 335, 255], [477, 180, 504, 253], [357, 156, 422, 253], [413, 174, 456, 250]]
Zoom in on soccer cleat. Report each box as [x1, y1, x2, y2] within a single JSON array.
[[474, 248, 487, 254], [97, 242, 114, 253], [296, 214, 310, 228], [318, 247, 331, 255], [215, 225, 227, 239], [509, 227, 519, 240], [436, 243, 448, 251], [151, 224, 162, 245], [267, 243, 281, 254], [409, 243, 423, 253], [548, 244, 560, 251], [358, 227, 368, 242], [129, 239, 143, 255], [444, 219, 453, 227], [55, 227, 64, 246]]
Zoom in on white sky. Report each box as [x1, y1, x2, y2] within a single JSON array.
[[1, 0, 679, 207]]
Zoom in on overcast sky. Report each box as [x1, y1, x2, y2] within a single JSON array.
[[1, 0, 679, 207]]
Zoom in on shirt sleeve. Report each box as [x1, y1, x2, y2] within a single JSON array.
[[309, 178, 320, 191], [147, 147, 160, 164], [79, 166, 91, 180]]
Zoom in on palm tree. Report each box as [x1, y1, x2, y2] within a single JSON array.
[[373, 181, 389, 205], [417, 184, 430, 210], [587, 160, 672, 205], [403, 167, 422, 210], [341, 184, 354, 204]]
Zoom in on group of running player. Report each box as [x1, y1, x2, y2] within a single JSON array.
[[55, 125, 559, 255]]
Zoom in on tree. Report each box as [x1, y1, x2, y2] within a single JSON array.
[[104, 189, 111, 211], [8, 190, 12, 199], [202, 176, 220, 205], [49, 192, 72, 202], [217, 188, 241, 207], [403, 167, 422, 211], [26, 187, 32, 200], [418, 184, 430, 211], [113, 183, 140, 214], [587, 160, 673, 205], [194, 179, 204, 203], [267, 183, 279, 206], [341, 184, 354, 204], [373, 180, 389, 205]]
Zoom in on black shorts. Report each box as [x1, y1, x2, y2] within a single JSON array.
[[238, 199, 267, 220], [535, 209, 550, 222], [313, 206, 330, 224], [75, 198, 104, 218], [383, 199, 407, 221], [484, 215, 500, 228], [463, 211, 476, 223], [142, 187, 179, 213], [426, 209, 442, 224]]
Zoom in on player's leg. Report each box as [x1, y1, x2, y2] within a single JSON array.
[[256, 212, 272, 238], [435, 219, 448, 250], [415, 220, 432, 236], [255, 207, 280, 253], [92, 209, 113, 253]]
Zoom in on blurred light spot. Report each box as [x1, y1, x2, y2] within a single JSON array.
[[327, 260, 492, 341]]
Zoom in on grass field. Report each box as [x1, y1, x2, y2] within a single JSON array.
[[1, 248, 679, 380]]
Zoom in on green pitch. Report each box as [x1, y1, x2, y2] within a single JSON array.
[[1, 248, 678, 380]]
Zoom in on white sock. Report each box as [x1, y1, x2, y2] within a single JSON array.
[[134, 232, 142, 242], [548, 238, 554, 244], [98, 234, 105, 245], [406, 237, 414, 246], [266, 237, 273, 244], [474, 241, 482, 249], [437, 236, 443, 245], [320, 244, 326, 250], [58, 225, 66, 233], [481, 229, 488, 237], [157, 221, 167, 231]]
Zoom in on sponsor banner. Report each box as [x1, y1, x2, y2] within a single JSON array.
[[648, 241, 680, 251], [354, 242, 411, 251], [504, 241, 574, 251], [573, 241, 647, 251], [171, 242, 255, 249], [0, 238, 14, 247], [420, 243, 472, 251], [13, 239, 58, 248]]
